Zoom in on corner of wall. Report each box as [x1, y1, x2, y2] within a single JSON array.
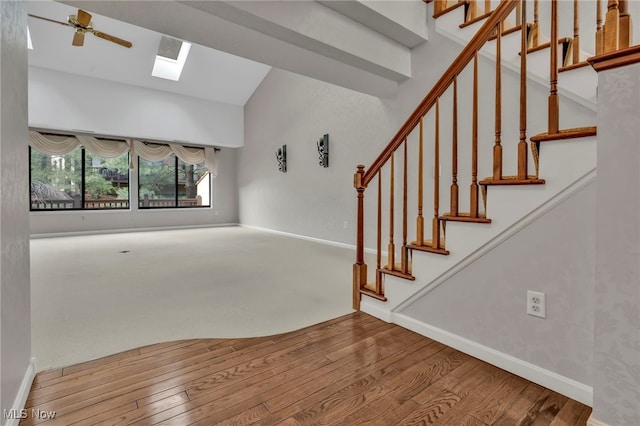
[[4, 358, 36, 426]]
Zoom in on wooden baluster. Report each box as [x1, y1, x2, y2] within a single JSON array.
[[530, 0, 540, 48], [493, 23, 502, 181], [376, 171, 382, 295], [548, 0, 559, 134], [572, 0, 580, 65], [596, 0, 604, 55], [515, 1, 522, 27], [432, 98, 441, 250], [619, 0, 632, 49], [387, 152, 395, 270], [402, 140, 408, 274], [417, 117, 424, 245], [467, 0, 478, 22], [470, 52, 479, 218], [434, 0, 445, 16], [485, 0, 490, 14], [450, 77, 459, 217], [353, 165, 366, 310], [518, 0, 529, 179], [603, 0, 620, 53]]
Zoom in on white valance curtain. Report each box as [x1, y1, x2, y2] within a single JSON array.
[[29, 131, 217, 176]]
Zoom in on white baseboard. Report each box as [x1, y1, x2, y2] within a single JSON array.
[[360, 299, 393, 322], [392, 313, 593, 407], [587, 415, 610, 426], [5, 358, 37, 426], [240, 224, 357, 251], [30, 223, 238, 239]]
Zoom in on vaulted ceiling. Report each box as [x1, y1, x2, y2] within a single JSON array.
[[27, 0, 272, 106]]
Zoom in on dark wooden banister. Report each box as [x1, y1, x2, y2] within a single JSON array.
[[360, 0, 519, 188]]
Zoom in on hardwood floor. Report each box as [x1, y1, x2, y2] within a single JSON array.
[[22, 313, 591, 425]]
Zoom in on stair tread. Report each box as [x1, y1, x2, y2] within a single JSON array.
[[408, 240, 450, 255], [487, 24, 521, 41], [523, 37, 572, 55], [379, 265, 415, 281], [441, 212, 492, 223], [460, 10, 493, 29], [360, 287, 387, 301], [559, 61, 591, 73], [530, 126, 597, 142], [480, 176, 545, 185]]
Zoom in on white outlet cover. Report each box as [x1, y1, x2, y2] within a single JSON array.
[[527, 290, 546, 318]]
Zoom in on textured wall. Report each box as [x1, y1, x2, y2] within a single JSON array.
[[239, 27, 465, 245], [593, 63, 640, 425], [29, 67, 244, 148], [1, 0, 31, 416], [401, 181, 595, 386]]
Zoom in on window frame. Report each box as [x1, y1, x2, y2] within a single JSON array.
[[137, 156, 211, 209], [29, 146, 131, 212]]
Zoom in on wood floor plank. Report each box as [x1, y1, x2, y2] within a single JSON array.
[[23, 313, 591, 426], [492, 382, 546, 426], [29, 314, 384, 425], [144, 323, 420, 425], [549, 399, 593, 425], [464, 372, 531, 424]]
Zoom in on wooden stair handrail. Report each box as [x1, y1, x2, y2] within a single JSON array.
[[360, 0, 519, 188]]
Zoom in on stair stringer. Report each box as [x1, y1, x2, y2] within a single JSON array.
[[361, 135, 597, 318], [433, 3, 597, 111]]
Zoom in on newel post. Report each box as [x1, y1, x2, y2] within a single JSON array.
[[353, 165, 367, 310]]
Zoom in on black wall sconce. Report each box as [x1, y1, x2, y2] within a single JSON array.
[[317, 134, 329, 168], [276, 144, 287, 173]]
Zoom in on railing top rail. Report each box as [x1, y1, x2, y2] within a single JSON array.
[[361, 0, 520, 187]]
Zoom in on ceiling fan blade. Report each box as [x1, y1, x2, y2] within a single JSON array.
[[72, 30, 85, 47], [76, 9, 92, 28], [90, 30, 132, 48], [28, 14, 73, 28]]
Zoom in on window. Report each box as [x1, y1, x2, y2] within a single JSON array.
[[138, 156, 210, 208], [30, 147, 130, 210]]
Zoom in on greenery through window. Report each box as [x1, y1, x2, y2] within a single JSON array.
[[30, 147, 130, 210], [139, 156, 210, 208]]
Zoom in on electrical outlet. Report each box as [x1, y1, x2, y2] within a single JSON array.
[[343, 221, 348, 229], [527, 290, 546, 318]]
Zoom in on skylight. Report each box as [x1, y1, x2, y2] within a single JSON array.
[[27, 26, 33, 50], [151, 36, 191, 81]]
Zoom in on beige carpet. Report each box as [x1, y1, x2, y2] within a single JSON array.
[[30, 226, 354, 371]]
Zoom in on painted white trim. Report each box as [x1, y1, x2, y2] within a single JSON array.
[[393, 314, 593, 406], [5, 358, 37, 426], [360, 299, 393, 322], [240, 224, 362, 252], [239, 225, 390, 257], [394, 168, 597, 312], [30, 223, 238, 239], [587, 415, 610, 426]]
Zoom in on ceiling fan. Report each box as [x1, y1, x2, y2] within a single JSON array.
[[28, 9, 133, 48]]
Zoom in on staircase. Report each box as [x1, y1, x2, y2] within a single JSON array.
[[352, 0, 635, 314]]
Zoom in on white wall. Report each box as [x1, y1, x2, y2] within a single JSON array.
[[30, 147, 238, 235], [401, 181, 595, 387], [592, 61, 640, 425], [28, 67, 242, 236], [1, 0, 31, 419], [29, 66, 244, 148]]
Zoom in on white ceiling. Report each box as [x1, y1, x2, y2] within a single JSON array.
[[27, 0, 271, 106]]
